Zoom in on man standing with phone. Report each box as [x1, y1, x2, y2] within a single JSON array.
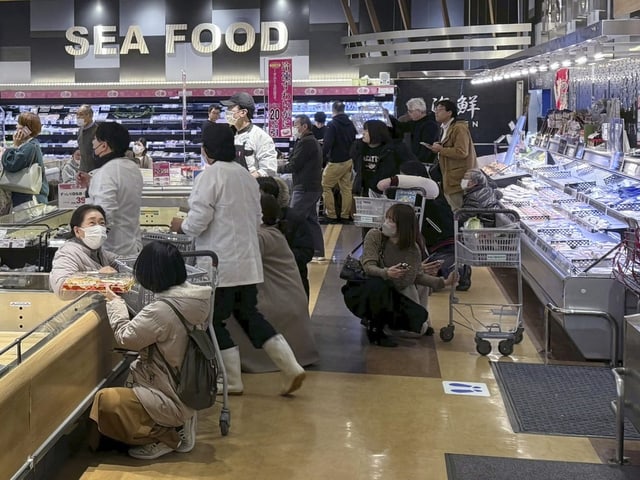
[[422, 99, 477, 211]]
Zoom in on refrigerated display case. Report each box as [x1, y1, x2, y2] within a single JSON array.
[[500, 136, 640, 363]]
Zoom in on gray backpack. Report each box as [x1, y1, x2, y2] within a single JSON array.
[[155, 299, 217, 410]]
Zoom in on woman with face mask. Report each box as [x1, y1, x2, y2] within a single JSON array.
[[342, 203, 457, 347], [132, 137, 153, 169], [49, 204, 118, 299]]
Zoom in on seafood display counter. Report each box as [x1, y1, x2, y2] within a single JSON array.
[[0, 288, 124, 480], [498, 143, 640, 363]]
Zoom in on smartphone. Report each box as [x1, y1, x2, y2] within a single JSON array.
[[20, 126, 32, 137], [399, 262, 410, 270], [420, 142, 432, 148]]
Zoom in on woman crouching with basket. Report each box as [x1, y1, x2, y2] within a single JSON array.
[[343, 203, 457, 347]]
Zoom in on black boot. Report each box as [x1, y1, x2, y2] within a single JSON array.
[[367, 324, 398, 347], [456, 265, 472, 291]]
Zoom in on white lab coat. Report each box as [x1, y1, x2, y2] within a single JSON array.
[[180, 160, 263, 287], [88, 157, 143, 256]]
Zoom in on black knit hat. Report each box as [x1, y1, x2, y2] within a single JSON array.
[[202, 123, 235, 162]]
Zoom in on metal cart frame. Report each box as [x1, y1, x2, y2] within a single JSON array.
[[440, 208, 525, 356], [353, 187, 428, 229], [115, 250, 230, 436]]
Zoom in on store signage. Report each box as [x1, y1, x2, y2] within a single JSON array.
[[153, 161, 171, 186], [430, 94, 482, 126], [58, 183, 86, 209], [64, 22, 288, 56], [268, 59, 293, 138]]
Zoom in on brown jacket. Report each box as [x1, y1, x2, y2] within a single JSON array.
[[438, 120, 477, 196]]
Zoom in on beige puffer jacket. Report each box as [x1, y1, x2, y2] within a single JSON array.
[[106, 282, 212, 426]]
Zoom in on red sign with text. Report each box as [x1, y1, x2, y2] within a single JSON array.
[[268, 59, 293, 138]]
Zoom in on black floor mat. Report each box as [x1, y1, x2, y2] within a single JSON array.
[[490, 362, 640, 439], [446, 454, 640, 480]]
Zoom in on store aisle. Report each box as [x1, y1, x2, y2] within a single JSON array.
[[52, 224, 638, 480]]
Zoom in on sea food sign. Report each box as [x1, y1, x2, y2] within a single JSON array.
[[64, 21, 288, 56]]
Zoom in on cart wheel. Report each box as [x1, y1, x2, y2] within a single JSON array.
[[440, 326, 455, 342], [498, 339, 514, 356], [513, 327, 524, 344], [476, 339, 492, 356], [219, 410, 231, 436]]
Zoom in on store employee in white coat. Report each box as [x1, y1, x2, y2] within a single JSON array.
[[170, 123, 305, 397], [81, 122, 143, 256], [221, 92, 277, 177]]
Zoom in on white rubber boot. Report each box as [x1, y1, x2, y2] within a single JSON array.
[[219, 346, 244, 395], [263, 334, 306, 395]]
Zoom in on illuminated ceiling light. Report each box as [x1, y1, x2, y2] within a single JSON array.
[[529, 66, 538, 73], [561, 59, 572, 67], [593, 51, 605, 60], [538, 64, 548, 72], [520, 68, 529, 76], [575, 55, 588, 64], [550, 61, 560, 70]]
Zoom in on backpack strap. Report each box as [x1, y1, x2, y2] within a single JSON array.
[[151, 299, 192, 385]]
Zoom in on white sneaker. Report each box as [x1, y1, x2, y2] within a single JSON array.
[[128, 442, 175, 460], [176, 414, 197, 453]]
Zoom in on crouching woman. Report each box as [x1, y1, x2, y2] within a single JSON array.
[[90, 241, 212, 460], [343, 204, 457, 347]]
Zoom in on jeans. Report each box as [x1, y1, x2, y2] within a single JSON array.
[[290, 189, 324, 257]]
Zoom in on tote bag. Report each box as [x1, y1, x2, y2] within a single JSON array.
[[0, 158, 42, 195]]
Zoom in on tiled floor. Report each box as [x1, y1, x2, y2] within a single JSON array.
[[52, 224, 639, 479]]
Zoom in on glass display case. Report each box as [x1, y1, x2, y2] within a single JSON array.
[[500, 137, 640, 362]]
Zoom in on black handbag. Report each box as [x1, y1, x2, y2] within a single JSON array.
[[340, 245, 367, 282], [339, 238, 385, 282]]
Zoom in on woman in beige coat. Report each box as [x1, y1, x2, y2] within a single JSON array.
[[90, 241, 212, 460]]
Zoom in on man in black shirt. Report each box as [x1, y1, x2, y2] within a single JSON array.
[[393, 97, 439, 164], [311, 111, 326, 142]]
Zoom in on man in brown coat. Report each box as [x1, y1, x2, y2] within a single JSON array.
[[424, 99, 477, 211]]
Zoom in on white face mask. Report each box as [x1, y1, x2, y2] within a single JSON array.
[[133, 144, 144, 155], [381, 221, 397, 237], [80, 225, 107, 250], [226, 111, 238, 127], [77, 118, 85, 128], [460, 179, 470, 190], [293, 128, 301, 140]]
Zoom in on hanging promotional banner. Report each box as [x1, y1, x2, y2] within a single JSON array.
[[554, 68, 569, 110], [267, 58, 293, 138]]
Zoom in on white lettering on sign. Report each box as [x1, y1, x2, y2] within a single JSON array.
[[65, 21, 289, 56], [10, 302, 31, 307], [432, 94, 481, 120]]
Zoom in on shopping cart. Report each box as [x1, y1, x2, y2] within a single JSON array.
[[441, 208, 524, 356], [140, 227, 197, 265], [115, 250, 230, 436], [353, 187, 427, 228]]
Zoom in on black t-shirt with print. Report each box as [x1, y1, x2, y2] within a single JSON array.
[[361, 144, 385, 194]]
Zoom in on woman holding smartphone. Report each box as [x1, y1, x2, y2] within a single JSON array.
[[0, 112, 48, 210], [342, 203, 457, 347]]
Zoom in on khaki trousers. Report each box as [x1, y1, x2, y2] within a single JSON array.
[[90, 387, 180, 448], [321, 160, 353, 219]]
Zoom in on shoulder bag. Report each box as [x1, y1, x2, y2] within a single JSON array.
[[339, 236, 387, 282], [0, 145, 43, 195]]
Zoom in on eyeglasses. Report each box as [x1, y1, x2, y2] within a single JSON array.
[[434, 107, 447, 112]]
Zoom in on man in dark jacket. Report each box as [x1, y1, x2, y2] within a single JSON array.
[[311, 111, 326, 142], [321, 101, 357, 223], [278, 114, 325, 264], [76, 104, 99, 172], [458, 168, 503, 227], [391, 98, 439, 164]]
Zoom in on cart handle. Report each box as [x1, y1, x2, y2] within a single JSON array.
[[453, 208, 520, 222], [181, 250, 218, 268]]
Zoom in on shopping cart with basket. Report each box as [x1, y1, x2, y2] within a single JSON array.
[[139, 228, 197, 265], [115, 250, 231, 436], [352, 187, 427, 228], [440, 208, 524, 356]]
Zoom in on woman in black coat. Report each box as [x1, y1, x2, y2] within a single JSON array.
[[351, 119, 417, 197]]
